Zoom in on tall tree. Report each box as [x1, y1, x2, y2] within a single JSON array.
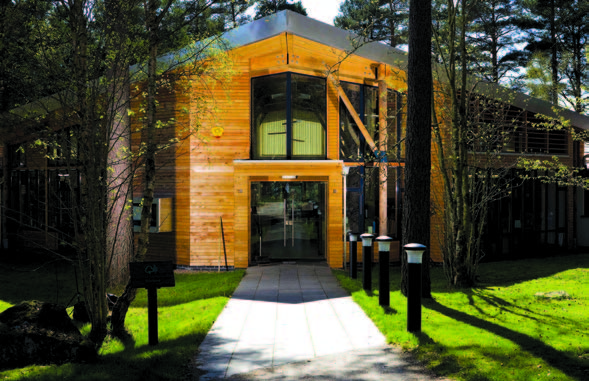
[[402, 0, 431, 296], [334, 0, 409, 48], [466, 0, 525, 84], [214, 0, 252, 29], [517, 0, 588, 110], [110, 0, 234, 336], [253, 0, 307, 19], [0, 0, 57, 113], [431, 0, 522, 287]]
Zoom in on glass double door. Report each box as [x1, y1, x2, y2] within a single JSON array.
[[251, 182, 325, 261]]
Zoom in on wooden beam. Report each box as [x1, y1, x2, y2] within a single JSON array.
[[329, 75, 378, 153], [378, 64, 388, 236]]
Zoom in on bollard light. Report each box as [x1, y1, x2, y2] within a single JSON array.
[[404, 243, 426, 332], [361, 233, 374, 247], [361, 233, 374, 291], [348, 232, 359, 279], [376, 236, 393, 307], [376, 236, 393, 252], [405, 243, 425, 264]]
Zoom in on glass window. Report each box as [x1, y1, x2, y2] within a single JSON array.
[[252, 73, 326, 160], [339, 82, 383, 162], [291, 74, 327, 158], [252, 74, 288, 159], [339, 83, 362, 161]]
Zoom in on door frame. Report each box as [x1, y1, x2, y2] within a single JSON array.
[[233, 160, 345, 268], [250, 180, 327, 262]]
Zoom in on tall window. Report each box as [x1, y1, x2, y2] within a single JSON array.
[[252, 73, 326, 160], [339, 82, 381, 162]]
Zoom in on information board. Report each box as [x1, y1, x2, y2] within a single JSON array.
[[129, 261, 175, 289]]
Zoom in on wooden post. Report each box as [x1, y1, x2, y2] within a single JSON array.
[[378, 64, 388, 236], [147, 286, 158, 345], [129, 261, 175, 346]]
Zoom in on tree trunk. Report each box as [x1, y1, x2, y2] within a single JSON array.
[[402, 0, 432, 297], [550, 0, 558, 106], [111, 0, 161, 337], [106, 0, 133, 288], [69, 0, 109, 348]]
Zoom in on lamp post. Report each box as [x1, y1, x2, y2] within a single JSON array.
[[348, 231, 359, 279], [376, 236, 392, 307], [404, 243, 426, 332], [342, 166, 350, 269], [361, 233, 374, 291]]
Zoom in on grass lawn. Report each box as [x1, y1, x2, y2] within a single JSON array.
[[334, 254, 589, 381], [0, 251, 244, 381]]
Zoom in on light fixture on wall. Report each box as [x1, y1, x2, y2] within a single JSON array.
[[211, 126, 224, 139], [282, 175, 297, 179]]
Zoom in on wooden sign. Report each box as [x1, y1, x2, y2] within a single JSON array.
[[129, 261, 175, 289], [128, 261, 175, 346]]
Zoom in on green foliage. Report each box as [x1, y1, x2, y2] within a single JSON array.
[[334, 0, 408, 48], [0, 260, 245, 381], [518, 0, 588, 112], [525, 52, 569, 103], [334, 254, 589, 380], [466, 0, 526, 85], [253, 0, 307, 20]]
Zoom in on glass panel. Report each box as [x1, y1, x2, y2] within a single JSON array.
[[252, 74, 287, 159], [346, 166, 363, 233], [364, 86, 379, 157], [364, 167, 379, 234], [292, 74, 327, 158], [387, 90, 405, 161], [340, 83, 362, 161], [251, 182, 326, 262]]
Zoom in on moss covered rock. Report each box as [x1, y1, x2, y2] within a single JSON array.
[[0, 300, 95, 369]]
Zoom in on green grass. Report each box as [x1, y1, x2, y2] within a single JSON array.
[[0, 253, 244, 381], [334, 254, 589, 381]]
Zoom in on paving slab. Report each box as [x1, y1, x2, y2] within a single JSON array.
[[194, 263, 442, 380]]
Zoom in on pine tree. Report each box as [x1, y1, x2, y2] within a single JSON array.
[[517, 0, 588, 109], [334, 0, 409, 48], [213, 0, 252, 30], [253, 0, 307, 20], [466, 0, 525, 84]]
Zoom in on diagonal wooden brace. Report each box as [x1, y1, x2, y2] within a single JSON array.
[[329, 74, 378, 154]]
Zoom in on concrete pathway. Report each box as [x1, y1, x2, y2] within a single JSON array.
[[194, 263, 442, 380]]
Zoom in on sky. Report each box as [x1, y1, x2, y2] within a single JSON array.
[[298, 0, 344, 26]]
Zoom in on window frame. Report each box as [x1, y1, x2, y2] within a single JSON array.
[[250, 72, 327, 160]]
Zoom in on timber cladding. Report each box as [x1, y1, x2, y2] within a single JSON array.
[[135, 31, 457, 268], [176, 34, 357, 268], [153, 32, 409, 268]]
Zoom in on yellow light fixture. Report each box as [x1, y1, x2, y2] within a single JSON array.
[[211, 126, 224, 138]]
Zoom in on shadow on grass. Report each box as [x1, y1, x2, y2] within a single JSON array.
[[412, 330, 473, 379], [474, 254, 589, 289], [423, 298, 588, 381], [381, 305, 397, 315], [1, 331, 209, 381]]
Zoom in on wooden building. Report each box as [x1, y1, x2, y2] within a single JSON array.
[[3, 11, 589, 268]]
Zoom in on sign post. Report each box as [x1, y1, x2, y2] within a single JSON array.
[[129, 261, 175, 345]]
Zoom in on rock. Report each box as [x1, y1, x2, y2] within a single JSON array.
[[534, 290, 570, 299], [0, 300, 96, 369]]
